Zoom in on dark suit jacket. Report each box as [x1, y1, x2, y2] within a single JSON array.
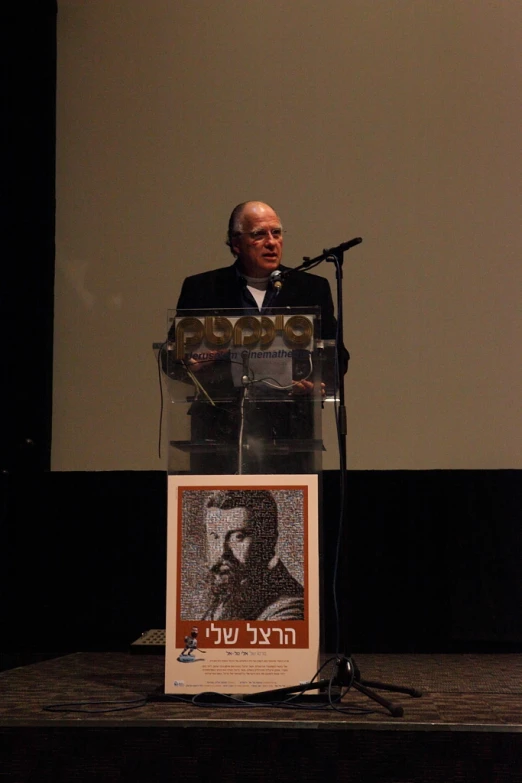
[[174, 262, 340, 342]]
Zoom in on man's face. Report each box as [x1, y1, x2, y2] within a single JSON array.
[[231, 202, 283, 278], [205, 507, 256, 597]]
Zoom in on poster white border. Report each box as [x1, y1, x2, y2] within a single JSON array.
[[165, 474, 320, 695]]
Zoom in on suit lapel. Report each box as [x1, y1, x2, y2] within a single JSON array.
[[212, 266, 244, 309]]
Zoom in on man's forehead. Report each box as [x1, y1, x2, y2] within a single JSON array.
[[241, 203, 280, 227], [205, 506, 251, 528]]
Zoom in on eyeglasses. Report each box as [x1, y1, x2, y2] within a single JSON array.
[[237, 228, 284, 243]]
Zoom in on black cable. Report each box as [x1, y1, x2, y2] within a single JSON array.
[[156, 341, 167, 459], [42, 697, 148, 714], [38, 657, 383, 716]]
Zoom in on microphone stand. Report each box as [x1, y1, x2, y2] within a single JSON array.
[[251, 237, 422, 716], [237, 350, 251, 475]]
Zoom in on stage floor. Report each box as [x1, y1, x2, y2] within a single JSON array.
[[1, 652, 522, 781], [1, 651, 522, 727]]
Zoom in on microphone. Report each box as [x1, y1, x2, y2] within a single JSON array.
[[301, 237, 363, 269], [323, 237, 362, 257], [270, 269, 284, 290]]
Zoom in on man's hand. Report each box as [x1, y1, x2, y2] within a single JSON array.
[[185, 350, 229, 373], [290, 380, 326, 397]]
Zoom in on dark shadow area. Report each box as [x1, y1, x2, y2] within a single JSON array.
[[2, 3, 57, 475], [1, 469, 521, 671]]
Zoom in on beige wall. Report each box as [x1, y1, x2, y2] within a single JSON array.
[[53, 0, 522, 471]]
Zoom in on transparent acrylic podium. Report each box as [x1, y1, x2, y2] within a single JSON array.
[[155, 306, 344, 699], [157, 307, 338, 475]]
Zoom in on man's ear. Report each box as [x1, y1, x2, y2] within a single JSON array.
[[230, 237, 241, 258]]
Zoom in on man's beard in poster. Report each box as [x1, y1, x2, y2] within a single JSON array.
[[209, 553, 249, 602]]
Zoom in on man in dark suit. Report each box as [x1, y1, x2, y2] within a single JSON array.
[[175, 200, 339, 348], [170, 201, 346, 473]]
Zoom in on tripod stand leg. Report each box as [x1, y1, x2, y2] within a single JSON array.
[[360, 679, 422, 698], [351, 680, 404, 718]]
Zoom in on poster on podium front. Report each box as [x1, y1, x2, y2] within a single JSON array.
[[164, 473, 319, 695]]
